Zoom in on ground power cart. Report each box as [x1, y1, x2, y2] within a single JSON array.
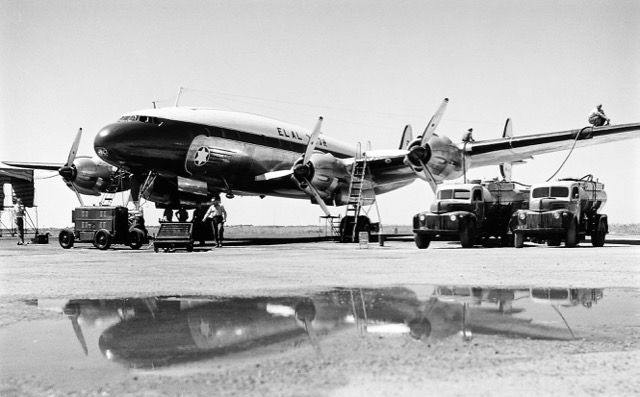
[[58, 206, 149, 250]]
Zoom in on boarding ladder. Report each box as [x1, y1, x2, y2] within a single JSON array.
[[338, 142, 381, 243]]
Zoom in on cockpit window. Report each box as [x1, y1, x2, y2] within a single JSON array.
[[118, 115, 161, 125], [438, 189, 470, 200], [532, 186, 569, 198]]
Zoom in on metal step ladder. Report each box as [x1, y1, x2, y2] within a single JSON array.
[[340, 142, 381, 243]]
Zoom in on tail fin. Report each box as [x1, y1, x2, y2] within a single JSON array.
[[399, 125, 413, 150], [500, 118, 513, 181]]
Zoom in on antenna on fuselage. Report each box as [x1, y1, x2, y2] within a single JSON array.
[[174, 86, 184, 107]]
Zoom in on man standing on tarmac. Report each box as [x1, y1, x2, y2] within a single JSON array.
[[202, 196, 227, 247], [14, 198, 25, 245]]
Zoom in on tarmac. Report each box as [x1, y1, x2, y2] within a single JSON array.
[[0, 233, 639, 396]]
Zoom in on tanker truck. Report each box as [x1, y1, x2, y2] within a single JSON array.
[[413, 180, 528, 249], [510, 175, 608, 248]]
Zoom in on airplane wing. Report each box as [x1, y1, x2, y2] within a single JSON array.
[[2, 161, 63, 171], [467, 123, 640, 168]]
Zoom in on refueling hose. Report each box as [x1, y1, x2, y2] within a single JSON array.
[[545, 126, 593, 182]]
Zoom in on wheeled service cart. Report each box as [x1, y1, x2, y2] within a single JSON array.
[[153, 222, 194, 252]]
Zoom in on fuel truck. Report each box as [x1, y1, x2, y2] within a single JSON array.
[[413, 180, 528, 249], [510, 175, 608, 248]]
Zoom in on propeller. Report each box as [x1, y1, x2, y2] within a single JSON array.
[[58, 128, 85, 205], [255, 117, 332, 216], [405, 98, 450, 192]]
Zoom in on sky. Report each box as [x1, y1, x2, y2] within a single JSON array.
[[1, 0, 639, 228]]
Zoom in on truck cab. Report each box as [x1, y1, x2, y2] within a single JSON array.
[[413, 181, 525, 249], [511, 177, 607, 248]]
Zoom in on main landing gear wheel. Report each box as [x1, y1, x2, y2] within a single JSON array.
[[58, 229, 75, 249], [93, 229, 112, 250]]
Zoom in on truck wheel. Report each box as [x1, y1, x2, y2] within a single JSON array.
[[514, 232, 524, 248], [128, 229, 144, 250], [460, 222, 476, 248], [58, 229, 75, 249], [500, 234, 513, 247], [591, 218, 607, 247], [94, 229, 112, 250], [565, 220, 578, 248], [414, 234, 431, 249]]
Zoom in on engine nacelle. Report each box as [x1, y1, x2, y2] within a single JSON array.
[[67, 157, 129, 196], [406, 135, 465, 183], [305, 152, 346, 196]]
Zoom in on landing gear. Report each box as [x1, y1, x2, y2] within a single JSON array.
[[339, 216, 370, 243]]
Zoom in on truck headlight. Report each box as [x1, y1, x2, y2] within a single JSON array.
[[419, 214, 426, 221], [518, 212, 526, 220], [553, 212, 561, 220], [449, 214, 457, 222]]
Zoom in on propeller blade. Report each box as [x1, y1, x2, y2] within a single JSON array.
[[417, 159, 439, 193], [255, 169, 294, 182], [72, 185, 85, 206], [421, 98, 449, 146], [304, 178, 331, 216], [399, 125, 413, 150], [66, 128, 83, 167], [303, 117, 324, 164]]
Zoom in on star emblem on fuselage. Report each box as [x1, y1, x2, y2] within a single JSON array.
[[193, 146, 210, 166]]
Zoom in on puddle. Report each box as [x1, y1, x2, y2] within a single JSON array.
[[1, 286, 638, 390]]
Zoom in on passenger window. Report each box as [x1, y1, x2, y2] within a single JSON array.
[[572, 187, 579, 199], [472, 190, 482, 201]]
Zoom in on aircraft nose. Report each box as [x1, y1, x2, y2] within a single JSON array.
[[94, 122, 135, 166], [94, 118, 191, 173]]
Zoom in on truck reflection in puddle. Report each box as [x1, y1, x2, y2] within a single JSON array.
[[34, 286, 607, 369]]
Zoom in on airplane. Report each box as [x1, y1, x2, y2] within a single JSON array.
[[4, 96, 640, 236]]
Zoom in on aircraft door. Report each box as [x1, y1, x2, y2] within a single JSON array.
[[472, 188, 484, 227]]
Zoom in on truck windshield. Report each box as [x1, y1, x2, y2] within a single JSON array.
[[532, 186, 569, 198], [438, 189, 470, 200]]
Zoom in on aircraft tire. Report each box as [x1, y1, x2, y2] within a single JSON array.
[[591, 218, 607, 247], [58, 229, 75, 249], [128, 229, 144, 250], [94, 229, 112, 250], [565, 220, 578, 248], [460, 221, 476, 248], [414, 233, 431, 249], [514, 232, 524, 248]]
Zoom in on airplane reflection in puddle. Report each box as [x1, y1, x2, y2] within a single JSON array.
[[38, 286, 604, 369]]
